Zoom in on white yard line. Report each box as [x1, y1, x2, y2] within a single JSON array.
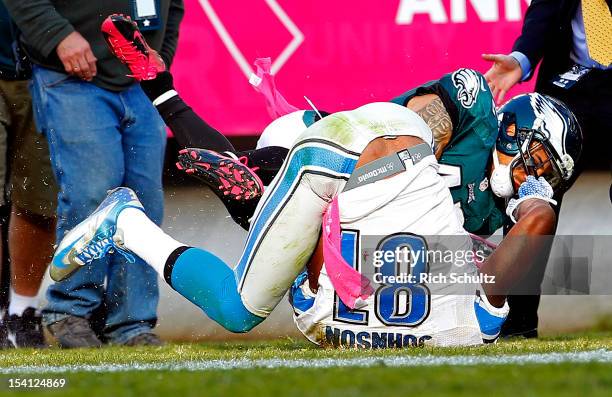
[[1, 349, 609, 375]]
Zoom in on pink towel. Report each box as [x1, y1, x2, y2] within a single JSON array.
[[322, 197, 374, 309], [250, 58, 299, 119]]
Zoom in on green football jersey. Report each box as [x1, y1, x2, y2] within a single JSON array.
[[391, 68, 504, 235]]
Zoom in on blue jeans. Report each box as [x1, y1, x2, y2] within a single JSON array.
[[30, 66, 165, 343]]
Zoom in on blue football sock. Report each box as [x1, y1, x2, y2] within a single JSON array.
[[164, 247, 264, 333]]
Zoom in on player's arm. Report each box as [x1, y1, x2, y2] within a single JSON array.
[[479, 177, 556, 307], [406, 94, 453, 159], [394, 68, 496, 161]]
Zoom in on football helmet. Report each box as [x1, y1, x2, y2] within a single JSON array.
[[490, 93, 583, 198]]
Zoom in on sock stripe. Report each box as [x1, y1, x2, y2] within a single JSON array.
[[153, 90, 178, 106], [164, 246, 192, 286]]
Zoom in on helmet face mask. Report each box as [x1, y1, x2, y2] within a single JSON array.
[[492, 93, 583, 197], [514, 129, 565, 190]]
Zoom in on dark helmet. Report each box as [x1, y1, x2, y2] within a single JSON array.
[[496, 93, 583, 193]]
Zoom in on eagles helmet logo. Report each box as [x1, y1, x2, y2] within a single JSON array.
[[452, 69, 483, 109], [529, 93, 566, 141]]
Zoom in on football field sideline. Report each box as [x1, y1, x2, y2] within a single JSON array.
[[1, 349, 609, 375]]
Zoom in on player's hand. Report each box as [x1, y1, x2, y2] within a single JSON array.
[[506, 176, 557, 223], [482, 54, 522, 104], [56, 31, 97, 81]]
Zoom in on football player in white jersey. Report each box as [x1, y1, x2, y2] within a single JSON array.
[[288, 93, 581, 347], [47, 96, 579, 346]]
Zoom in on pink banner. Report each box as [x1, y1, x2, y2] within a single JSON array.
[[172, 0, 534, 136]]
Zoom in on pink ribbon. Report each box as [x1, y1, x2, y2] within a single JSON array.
[[251, 58, 300, 119], [322, 197, 374, 309]]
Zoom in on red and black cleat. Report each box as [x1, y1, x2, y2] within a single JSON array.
[[177, 148, 264, 203], [101, 14, 166, 81]]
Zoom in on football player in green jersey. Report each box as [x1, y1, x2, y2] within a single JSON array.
[[391, 68, 503, 235]]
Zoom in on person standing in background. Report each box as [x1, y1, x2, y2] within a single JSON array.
[[483, 0, 611, 338], [0, 1, 58, 348], [3, 0, 184, 348]]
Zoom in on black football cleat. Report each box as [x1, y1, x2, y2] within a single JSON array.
[[176, 148, 264, 230]]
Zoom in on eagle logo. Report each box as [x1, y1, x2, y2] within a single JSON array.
[[452, 69, 483, 109]]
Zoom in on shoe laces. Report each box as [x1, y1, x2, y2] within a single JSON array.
[[109, 36, 147, 64], [75, 225, 135, 265], [108, 35, 159, 79], [237, 156, 260, 173]]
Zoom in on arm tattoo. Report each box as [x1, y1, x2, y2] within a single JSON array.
[[415, 97, 453, 158]]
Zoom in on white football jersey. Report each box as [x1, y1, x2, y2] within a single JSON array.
[[290, 156, 508, 347], [240, 102, 434, 317], [237, 101, 506, 346]]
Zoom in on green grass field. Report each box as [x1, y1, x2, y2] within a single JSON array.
[[0, 332, 610, 397]]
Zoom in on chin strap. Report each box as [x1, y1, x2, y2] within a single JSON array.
[[492, 146, 501, 169]]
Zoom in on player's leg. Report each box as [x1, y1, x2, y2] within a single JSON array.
[[150, 139, 356, 329], [111, 203, 263, 333], [175, 145, 289, 229], [140, 72, 236, 152], [142, 73, 289, 229], [132, 135, 426, 328], [51, 138, 357, 332], [142, 71, 290, 181], [232, 146, 289, 186]]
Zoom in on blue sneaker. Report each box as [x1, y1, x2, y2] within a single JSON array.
[[50, 187, 144, 282]]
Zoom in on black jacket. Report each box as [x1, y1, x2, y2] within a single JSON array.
[[0, 1, 19, 79], [513, 0, 612, 93], [3, 0, 184, 91]]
